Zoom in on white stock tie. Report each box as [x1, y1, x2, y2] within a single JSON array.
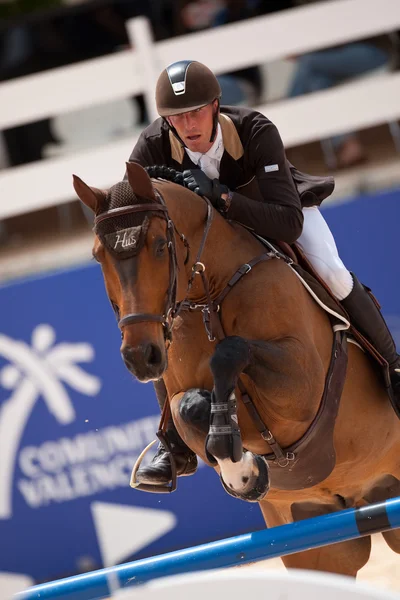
[[185, 123, 224, 180]]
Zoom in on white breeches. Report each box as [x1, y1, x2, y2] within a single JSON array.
[[296, 206, 353, 301]]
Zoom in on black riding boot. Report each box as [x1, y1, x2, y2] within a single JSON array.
[[341, 273, 400, 401], [135, 379, 198, 485]]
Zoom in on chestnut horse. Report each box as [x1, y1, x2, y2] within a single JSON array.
[[73, 161, 400, 577]]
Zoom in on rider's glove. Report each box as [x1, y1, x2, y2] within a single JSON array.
[[183, 169, 230, 211]]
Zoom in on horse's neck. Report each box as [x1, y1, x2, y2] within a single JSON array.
[[169, 197, 262, 302], [199, 226, 255, 302]]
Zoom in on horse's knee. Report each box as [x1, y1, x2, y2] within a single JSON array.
[[179, 389, 211, 434], [210, 336, 250, 377]]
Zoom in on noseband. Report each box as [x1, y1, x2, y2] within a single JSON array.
[[94, 189, 213, 346]]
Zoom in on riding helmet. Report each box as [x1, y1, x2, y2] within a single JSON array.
[[155, 60, 222, 117]]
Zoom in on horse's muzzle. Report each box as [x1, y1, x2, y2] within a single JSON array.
[[121, 342, 166, 382]]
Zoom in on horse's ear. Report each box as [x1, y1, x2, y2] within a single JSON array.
[[125, 162, 156, 201], [72, 175, 107, 213]]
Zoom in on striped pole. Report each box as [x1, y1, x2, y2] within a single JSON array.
[[16, 497, 400, 600]]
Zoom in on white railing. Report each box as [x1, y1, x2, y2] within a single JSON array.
[[1, 0, 400, 220]]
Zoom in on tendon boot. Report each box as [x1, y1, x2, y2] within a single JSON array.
[[135, 379, 197, 485], [341, 273, 400, 404]]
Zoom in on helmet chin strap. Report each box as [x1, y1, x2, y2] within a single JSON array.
[[163, 101, 220, 150], [163, 118, 186, 147], [209, 100, 220, 143]]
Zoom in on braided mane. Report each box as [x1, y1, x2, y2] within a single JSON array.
[[144, 165, 186, 187]]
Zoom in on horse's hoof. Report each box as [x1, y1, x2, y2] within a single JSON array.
[[220, 454, 270, 502]]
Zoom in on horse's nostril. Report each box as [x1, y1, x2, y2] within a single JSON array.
[[122, 344, 163, 369], [121, 343, 165, 381], [122, 346, 135, 367], [145, 343, 162, 367]]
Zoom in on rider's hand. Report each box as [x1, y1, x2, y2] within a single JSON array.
[[183, 169, 229, 207]]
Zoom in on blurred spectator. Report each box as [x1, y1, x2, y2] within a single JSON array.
[[0, 26, 33, 73], [0, 0, 152, 166], [176, 0, 266, 105], [287, 0, 399, 169], [147, 0, 177, 42], [0, 0, 64, 77], [213, 0, 264, 105], [180, 0, 224, 31]]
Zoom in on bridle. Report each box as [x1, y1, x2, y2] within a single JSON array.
[[93, 189, 214, 347]]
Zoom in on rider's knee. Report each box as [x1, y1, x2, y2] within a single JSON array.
[[324, 267, 354, 301]]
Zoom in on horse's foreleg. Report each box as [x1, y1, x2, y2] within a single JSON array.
[[171, 335, 308, 501], [170, 388, 266, 502], [206, 336, 250, 463], [205, 335, 270, 501], [170, 386, 267, 498]]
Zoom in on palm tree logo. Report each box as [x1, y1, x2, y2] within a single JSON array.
[[0, 324, 101, 519]]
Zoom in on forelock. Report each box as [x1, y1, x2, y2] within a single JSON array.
[[95, 181, 158, 258]]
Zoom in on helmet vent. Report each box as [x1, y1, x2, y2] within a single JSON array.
[[172, 81, 185, 95]]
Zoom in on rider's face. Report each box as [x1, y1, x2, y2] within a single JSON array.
[[167, 101, 217, 153]]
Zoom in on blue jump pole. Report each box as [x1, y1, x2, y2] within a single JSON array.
[[16, 497, 400, 600]]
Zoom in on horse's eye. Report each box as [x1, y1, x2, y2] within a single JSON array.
[[155, 239, 167, 257]]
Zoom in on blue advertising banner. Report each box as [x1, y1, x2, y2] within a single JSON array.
[[322, 187, 400, 347], [1, 187, 399, 589]]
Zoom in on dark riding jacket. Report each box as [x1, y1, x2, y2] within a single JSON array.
[[127, 105, 334, 244]]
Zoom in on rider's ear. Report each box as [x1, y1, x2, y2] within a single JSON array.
[[125, 161, 157, 202], [72, 175, 107, 213]]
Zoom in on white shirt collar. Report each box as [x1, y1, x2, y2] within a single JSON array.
[[185, 124, 224, 179]]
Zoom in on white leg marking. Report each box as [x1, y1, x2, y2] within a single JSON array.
[[218, 451, 259, 493]]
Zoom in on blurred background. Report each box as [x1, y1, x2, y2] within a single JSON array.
[[1, 0, 400, 597]]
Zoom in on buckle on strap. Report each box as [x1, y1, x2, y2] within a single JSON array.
[[275, 452, 296, 468], [193, 262, 206, 274], [209, 425, 234, 434], [210, 403, 229, 413], [261, 428, 295, 467]]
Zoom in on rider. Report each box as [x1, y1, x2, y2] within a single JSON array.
[[126, 60, 400, 486]]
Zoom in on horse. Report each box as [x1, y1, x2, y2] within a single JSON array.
[[73, 161, 400, 578]]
